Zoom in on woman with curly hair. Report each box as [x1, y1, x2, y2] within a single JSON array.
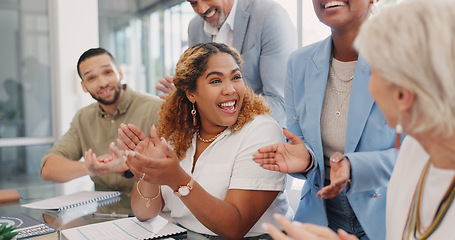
[[117, 42, 293, 239]]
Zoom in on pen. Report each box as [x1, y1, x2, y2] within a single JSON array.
[[92, 213, 135, 218]]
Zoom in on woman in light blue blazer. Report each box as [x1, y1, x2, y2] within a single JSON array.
[[254, 0, 399, 239]]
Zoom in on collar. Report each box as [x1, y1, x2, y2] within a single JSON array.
[[203, 0, 238, 36], [98, 84, 131, 117], [313, 36, 368, 72]]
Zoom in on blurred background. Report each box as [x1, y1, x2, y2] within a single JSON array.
[[0, 0, 396, 196]]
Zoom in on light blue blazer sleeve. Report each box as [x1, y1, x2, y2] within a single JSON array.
[[188, 0, 297, 127], [285, 36, 400, 240]]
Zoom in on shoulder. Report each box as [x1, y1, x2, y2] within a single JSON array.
[[391, 136, 429, 180], [397, 136, 428, 164], [249, 114, 280, 126], [290, 39, 327, 62], [243, 0, 291, 24], [240, 115, 284, 139], [244, 0, 284, 13], [131, 90, 163, 106], [73, 102, 98, 119], [188, 15, 204, 29]]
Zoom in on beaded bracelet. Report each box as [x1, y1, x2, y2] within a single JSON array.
[[136, 173, 161, 208]]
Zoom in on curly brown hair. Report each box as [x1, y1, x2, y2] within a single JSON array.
[[156, 43, 271, 160]]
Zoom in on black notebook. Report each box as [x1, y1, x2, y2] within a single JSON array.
[[0, 212, 58, 239], [22, 191, 121, 211]]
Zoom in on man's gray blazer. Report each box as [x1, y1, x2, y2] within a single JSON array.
[[188, 0, 297, 126]]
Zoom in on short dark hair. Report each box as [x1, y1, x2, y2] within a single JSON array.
[[77, 48, 117, 79]]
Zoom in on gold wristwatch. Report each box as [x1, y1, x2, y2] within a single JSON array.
[[174, 178, 194, 197]]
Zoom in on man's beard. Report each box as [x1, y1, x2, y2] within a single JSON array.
[[205, 7, 227, 29], [90, 83, 122, 105]]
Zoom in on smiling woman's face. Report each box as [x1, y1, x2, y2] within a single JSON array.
[[186, 52, 245, 133], [312, 0, 372, 32]]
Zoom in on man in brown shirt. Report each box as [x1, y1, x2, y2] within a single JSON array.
[[41, 48, 162, 195]]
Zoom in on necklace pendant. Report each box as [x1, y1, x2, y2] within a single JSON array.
[[146, 199, 151, 208], [335, 111, 341, 117]]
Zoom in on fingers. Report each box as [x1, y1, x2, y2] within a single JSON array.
[[159, 138, 175, 159], [109, 142, 124, 158], [316, 183, 346, 199], [274, 214, 302, 239], [337, 229, 359, 240], [271, 214, 333, 240], [118, 125, 138, 150], [161, 76, 175, 89], [129, 124, 148, 141], [259, 164, 281, 172], [264, 223, 292, 240], [125, 150, 161, 183], [84, 149, 95, 172], [265, 214, 342, 240], [329, 152, 345, 163], [328, 152, 351, 187], [156, 85, 170, 99], [253, 151, 277, 162], [253, 151, 278, 168], [125, 156, 141, 179], [118, 123, 147, 150], [300, 223, 340, 239], [283, 128, 304, 145], [256, 144, 279, 155], [116, 138, 129, 151], [149, 125, 161, 147], [156, 76, 175, 95]]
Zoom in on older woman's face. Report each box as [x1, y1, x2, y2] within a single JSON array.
[[369, 68, 398, 129], [190, 52, 245, 132]]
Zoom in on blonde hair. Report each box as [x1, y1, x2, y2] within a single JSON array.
[[157, 43, 271, 159], [355, 0, 455, 138]]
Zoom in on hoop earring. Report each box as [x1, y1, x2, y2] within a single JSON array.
[[191, 103, 197, 126]]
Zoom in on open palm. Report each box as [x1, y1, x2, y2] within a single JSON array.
[[254, 128, 311, 173]]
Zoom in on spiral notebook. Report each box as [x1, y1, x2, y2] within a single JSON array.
[[22, 191, 121, 211], [61, 215, 187, 240]]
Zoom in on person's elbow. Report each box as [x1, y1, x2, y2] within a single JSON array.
[[134, 209, 160, 222], [41, 164, 58, 182], [40, 157, 65, 182]]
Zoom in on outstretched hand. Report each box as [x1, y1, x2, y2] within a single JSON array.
[[317, 152, 351, 199], [117, 123, 148, 151], [253, 128, 311, 173], [264, 214, 358, 240], [121, 125, 185, 186], [155, 75, 176, 100], [84, 142, 127, 176]]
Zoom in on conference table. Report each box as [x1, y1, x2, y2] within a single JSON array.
[[0, 180, 175, 239]]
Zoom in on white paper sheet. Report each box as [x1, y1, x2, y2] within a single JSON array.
[[61, 215, 185, 240]]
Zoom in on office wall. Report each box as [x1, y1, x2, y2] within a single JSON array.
[[49, 0, 99, 137]]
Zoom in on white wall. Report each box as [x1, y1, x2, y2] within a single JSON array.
[[49, 0, 98, 138]]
